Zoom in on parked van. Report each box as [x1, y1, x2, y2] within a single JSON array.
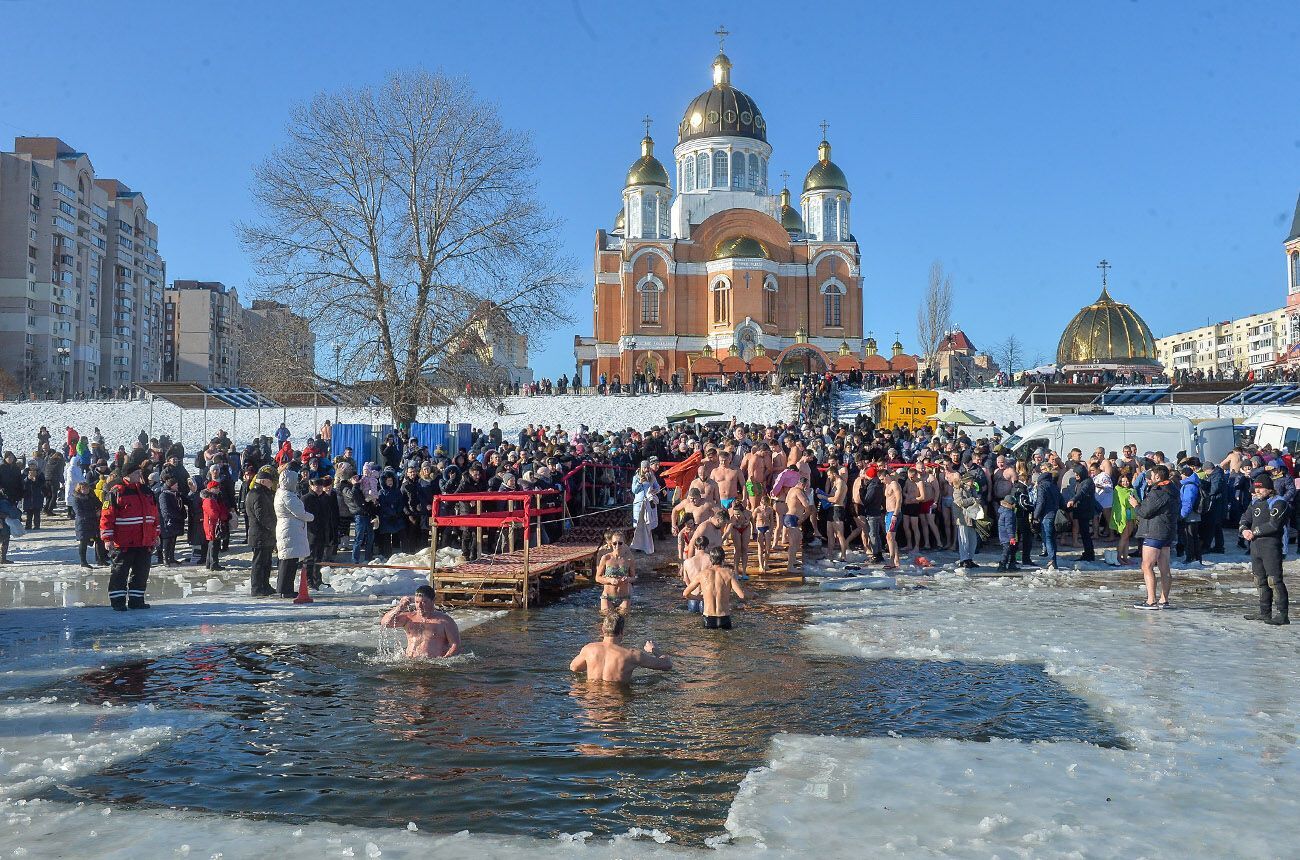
[[1002, 415, 1235, 464], [1244, 407, 1300, 453]]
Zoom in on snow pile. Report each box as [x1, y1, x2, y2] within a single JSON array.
[[325, 547, 464, 597], [0, 391, 796, 452]]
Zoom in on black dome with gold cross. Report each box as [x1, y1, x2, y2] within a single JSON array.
[[678, 40, 766, 145]]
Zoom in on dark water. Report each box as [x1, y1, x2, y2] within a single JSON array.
[[39, 573, 1122, 843]]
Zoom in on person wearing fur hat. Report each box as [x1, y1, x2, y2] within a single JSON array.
[[245, 465, 278, 596]]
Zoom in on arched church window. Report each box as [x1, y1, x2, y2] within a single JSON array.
[[822, 198, 838, 241], [641, 195, 657, 238], [806, 202, 819, 236], [839, 200, 849, 240], [748, 154, 760, 191], [696, 152, 710, 188], [684, 157, 695, 192], [731, 152, 745, 190], [712, 151, 728, 189], [1292, 250, 1300, 292], [639, 278, 662, 324], [711, 278, 731, 325], [821, 280, 845, 328], [764, 277, 778, 324], [658, 198, 670, 238]]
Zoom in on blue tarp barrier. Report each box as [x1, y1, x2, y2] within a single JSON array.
[[454, 423, 472, 452], [409, 422, 449, 454], [330, 423, 372, 465]]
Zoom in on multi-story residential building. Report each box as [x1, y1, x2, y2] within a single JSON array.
[[242, 299, 316, 381], [162, 280, 241, 385], [1155, 193, 1300, 376], [0, 137, 162, 396]]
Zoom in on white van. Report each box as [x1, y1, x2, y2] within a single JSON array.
[[1002, 415, 1236, 464], [1245, 407, 1300, 454]]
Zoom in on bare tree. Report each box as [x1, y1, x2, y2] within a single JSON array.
[[993, 334, 1024, 378], [239, 70, 575, 424], [916, 261, 954, 375], [234, 306, 318, 393]]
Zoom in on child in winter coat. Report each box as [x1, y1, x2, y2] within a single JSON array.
[[360, 462, 380, 503], [201, 480, 230, 570], [155, 476, 186, 566], [21, 465, 45, 531], [71, 481, 105, 568], [997, 497, 1019, 572]]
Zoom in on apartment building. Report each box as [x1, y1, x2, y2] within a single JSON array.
[[243, 299, 316, 379], [0, 137, 162, 395], [162, 281, 241, 385], [1155, 193, 1300, 376]]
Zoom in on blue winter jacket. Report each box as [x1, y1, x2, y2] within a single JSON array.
[[997, 504, 1016, 544], [1179, 474, 1201, 521]]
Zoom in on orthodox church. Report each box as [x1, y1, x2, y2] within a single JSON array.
[[574, 34, 917, 387]]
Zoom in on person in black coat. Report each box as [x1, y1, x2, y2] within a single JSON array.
[[155, 477, 186, 566], [244, 467, 278, 597], [71, 481, 106, 568], [302, 478, 337, 588], [1200, 463, 1227, 554], [1067, 464, 1098, 562], [1033, 469, 1064, 570], [21, 465, 45, 531], [0, 453, 23, 506], [43, 450, 65, 515], [185, 477, 206, 564], [454, 462, 490, 559]]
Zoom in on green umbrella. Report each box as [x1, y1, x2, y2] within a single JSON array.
[[666, 408, 727, 424], [928, 407, 990, 426]]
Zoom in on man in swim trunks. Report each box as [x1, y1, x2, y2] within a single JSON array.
[[711, 457, 742, 512], [671, 487, 715, 538], [741, 445, 774, 507], [688, 463, 720, 507], [569, 612, 673, 682], [784, 475, 810, 573], [683, 546, 747, 629], [696, 508, 730, 556], [883, 468, 904, 569], [681, 533, 713, 611], [380, 585, 462, 658]]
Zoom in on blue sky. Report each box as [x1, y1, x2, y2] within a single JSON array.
[[1, 0, 1297, 376]]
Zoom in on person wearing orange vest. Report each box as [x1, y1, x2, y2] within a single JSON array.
[[100, 459, 159, 611]]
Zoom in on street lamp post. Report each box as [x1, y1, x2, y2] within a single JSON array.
[[56, 347, 70, 403], [626, 337, 637, 396]]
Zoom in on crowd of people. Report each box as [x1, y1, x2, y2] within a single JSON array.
[[0, 371, 1288, 630]]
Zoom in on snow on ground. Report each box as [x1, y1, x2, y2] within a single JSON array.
[[837, 386, 1261, 433], [0, 391, 796, 453]]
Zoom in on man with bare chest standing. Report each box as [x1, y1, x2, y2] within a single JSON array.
[[381, 585, 462, 658]]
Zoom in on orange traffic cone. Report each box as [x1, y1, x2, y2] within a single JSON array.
[[293, 563, 313, 604]]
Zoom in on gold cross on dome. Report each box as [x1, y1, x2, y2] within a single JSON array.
[[780, 170, 790, 188], [1097, 259, 1111, 288], [642, 115, 653, 137], [819, 120, 829, 140], [715, 25, 729, 51]]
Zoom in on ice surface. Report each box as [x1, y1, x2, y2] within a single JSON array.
[[723, 581, 1300, 856]]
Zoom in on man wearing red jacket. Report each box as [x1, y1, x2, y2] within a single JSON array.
[[101, 460, 159, 611]]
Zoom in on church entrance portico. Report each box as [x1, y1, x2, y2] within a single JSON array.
[[774, 343, 831, 377]]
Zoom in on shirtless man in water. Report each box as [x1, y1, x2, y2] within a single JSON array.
[[381, 585, 462, 658], [569, 612, 673, 682], [682, 547, 747, 629]]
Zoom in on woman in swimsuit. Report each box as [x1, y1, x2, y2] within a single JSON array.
[[729, 504, 752, 575], [753, 491, 775, 573], [595, 529, 636, 615]]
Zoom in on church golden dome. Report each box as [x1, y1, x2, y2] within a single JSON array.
[[713, 236, 769, 260], [625, 135, 669, 188], [804, 139, 848, 193], [678, 52, 767, 144], [612, 207, 625, 233], [1056, 286, 1158, 367], [778, 187, 804, 232]]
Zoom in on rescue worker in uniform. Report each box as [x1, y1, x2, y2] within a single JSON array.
[[101, 459, 160, 611], [1239, 477, 1289, 625]]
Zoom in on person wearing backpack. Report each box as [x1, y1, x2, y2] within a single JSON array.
[[1178, 464, 1203, 564]]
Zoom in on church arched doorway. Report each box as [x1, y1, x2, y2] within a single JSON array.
[[774, 343, 832, 378]]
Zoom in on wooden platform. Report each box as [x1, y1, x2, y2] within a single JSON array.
[[432, 540, 601, 608]]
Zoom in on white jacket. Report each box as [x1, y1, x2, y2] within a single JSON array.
[[274, 471, 314, 559], [65, 459, 85, 507]]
